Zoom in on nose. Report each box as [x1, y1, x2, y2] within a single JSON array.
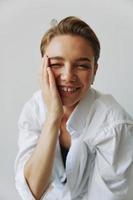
[[60, 64, 77, 82]]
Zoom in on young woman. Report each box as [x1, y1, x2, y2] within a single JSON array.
[[15, 16, 133, 200]]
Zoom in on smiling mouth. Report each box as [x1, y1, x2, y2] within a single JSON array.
[[58, 86, 80, 93]]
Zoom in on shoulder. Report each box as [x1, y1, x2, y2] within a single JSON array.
[[84, 89, 133, 150], [100, 94, 133, 123], [21, 90, 45, 113], [19, 90, 46, 127], [90, 88, 133, 124]]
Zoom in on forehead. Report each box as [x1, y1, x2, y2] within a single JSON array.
[[45, 35, 94, 60]]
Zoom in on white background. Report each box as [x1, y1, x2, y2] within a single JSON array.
[[0, 0, 133, 199]]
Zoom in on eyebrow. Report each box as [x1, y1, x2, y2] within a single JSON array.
[[49, 56, 64, 61], [75, 57, 92, 62], [49, 56, 92, 62]]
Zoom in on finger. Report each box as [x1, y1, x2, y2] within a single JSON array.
[[47, 67, 57, 92], [42, 55, 49, 85]]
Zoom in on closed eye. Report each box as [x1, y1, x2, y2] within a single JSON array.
[[77, 64, 92, 70], [50, 63, 92, 70], [50, 63, 63, 68]]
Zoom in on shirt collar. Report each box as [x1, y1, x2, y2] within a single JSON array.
[[66, 87, 98, 137]]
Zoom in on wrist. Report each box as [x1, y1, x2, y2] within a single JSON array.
[[45, 114, 62, 126]]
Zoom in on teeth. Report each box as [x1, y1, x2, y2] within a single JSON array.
[[61, 87, 78, 92]]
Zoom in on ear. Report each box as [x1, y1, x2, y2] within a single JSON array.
[[91, 63, 98, 85], [94, 63, 98, 75]]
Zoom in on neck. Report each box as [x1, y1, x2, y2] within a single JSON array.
[[63, 104, 77, 121]]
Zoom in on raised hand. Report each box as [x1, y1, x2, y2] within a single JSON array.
[[40, 55, 64, 121]]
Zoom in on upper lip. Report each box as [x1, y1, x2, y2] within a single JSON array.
[[58, 85, 80, 88]]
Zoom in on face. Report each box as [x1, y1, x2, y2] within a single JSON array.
[[45, 35, 98, 110]]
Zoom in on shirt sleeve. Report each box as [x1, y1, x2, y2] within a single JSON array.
[[14, 95, 54, 200], [86, 122, 133, 200]]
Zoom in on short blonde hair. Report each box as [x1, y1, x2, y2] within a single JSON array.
[[40, 16, 100, 64]]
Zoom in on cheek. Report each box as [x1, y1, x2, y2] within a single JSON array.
[[79, 72, 92, 87], [51, 68, 59, 78], [82, 78, 90, 88]]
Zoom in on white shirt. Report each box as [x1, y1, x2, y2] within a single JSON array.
[[15, 88, 133, 200]]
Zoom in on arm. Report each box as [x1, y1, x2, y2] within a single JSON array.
[[87, 123, 133, 200], [24, 116, 61, 200], [16, 55, 64, 200]]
